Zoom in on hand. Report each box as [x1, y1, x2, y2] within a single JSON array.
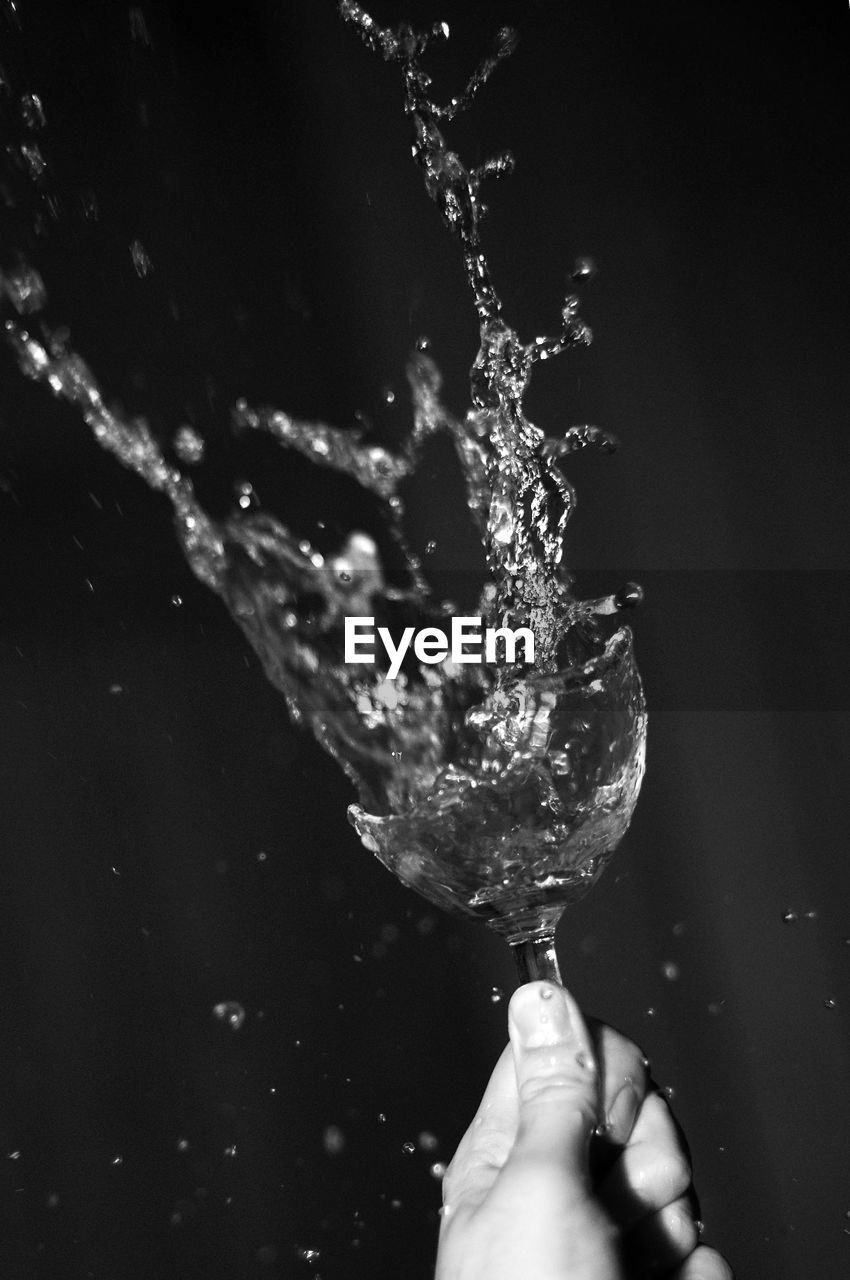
[[435, 981, 732, 1280]]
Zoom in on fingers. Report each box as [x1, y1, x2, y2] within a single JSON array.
[[589, 1019, 650, 1146], [598, 1090, 692, 1232], [621, 1193, 700, 1276], [496, 981, 599, 1206], [598, 1088, 722, 1279], [440, 1042, 518, 1214], [672, 1245, 735, 1279]]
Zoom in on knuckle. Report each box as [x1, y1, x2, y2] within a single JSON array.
[[471, 1127, 513, 1170], [662, 1198, 699, 1252], [690, 1245, 735, 1280], [635, 1148, 692, 1203], [660, 1150, 693, 1200], [599, 1022, 648, 1074], [518, 1071, 587, 1108]]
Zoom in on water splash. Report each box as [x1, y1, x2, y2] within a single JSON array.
[[1, 5, 646, 943]]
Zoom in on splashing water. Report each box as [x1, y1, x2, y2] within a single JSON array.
[[1, 4, 646, 943]]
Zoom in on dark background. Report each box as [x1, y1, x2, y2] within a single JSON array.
[[1, 1, 848, 1277]]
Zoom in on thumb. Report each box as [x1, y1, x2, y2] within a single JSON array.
[[505, 980, 600, 1196]]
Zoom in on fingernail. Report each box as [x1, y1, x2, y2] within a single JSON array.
[[607, 1081, 639, 1143], [509, 982, 577, 1050]]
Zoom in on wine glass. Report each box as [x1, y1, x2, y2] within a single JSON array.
[[350, 624, 646, 986]]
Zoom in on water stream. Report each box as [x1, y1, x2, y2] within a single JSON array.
[[1, 2, 646, 942]]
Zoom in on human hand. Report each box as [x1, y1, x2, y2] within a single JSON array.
[[435, 981, 732, 1280]]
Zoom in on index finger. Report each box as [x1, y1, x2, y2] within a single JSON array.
[[441, 1042, 519, 1214]]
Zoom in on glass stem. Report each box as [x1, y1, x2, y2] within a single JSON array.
[[510, 933, 562, 986]]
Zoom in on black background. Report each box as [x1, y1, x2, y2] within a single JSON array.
[[1, 1, 849, 1277]]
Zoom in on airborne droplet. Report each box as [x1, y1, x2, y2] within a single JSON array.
[[323, 1125, 345, 1154], [129, 239, 153, 278], [614, 581, 644, 610], [173, 425, 205, 466], [212, 1001, 246, 1031], [20, 93, 46, 129], [570, 255, 597, 282]]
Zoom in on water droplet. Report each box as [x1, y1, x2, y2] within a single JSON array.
[[708, 1000, 726, 1016], [256, 850, 268, 862], [47, 1192, 59, 1208], [418, 1131, 438, 1151], [176, 1138, 189, 1152], [495, 26, 519, 58], [212, 1001, 246, 1031], [570, 256, 597, 282], [129, 6, 153, 46], [173, 425, 205, 465], [594, 1121, 613, 1138], [170, 594, 183, 608], [111, 1154, 123, 1166], [804, 909, 818, 920], [2, 264, 47, 314], [429, 1160, 447, 1179], [660, 1085, 675, 1101], [645, 1007, 657, 1017], [425, 540, 436, 554], [489, 985, 504, 1004], [79, 188, 99, 221], [130, 239, 153, 278], [323, 1125, 345, 1155], [824, 997, 837, 1010], [295, 1246, 321, 1264], [382, 386, 395, 405], [8, 1151, 21, 1160], [661, 960, 680, 981], [540, 986, 554, 999], [614, 581, 644, 610], [415, 335, 431, 351], [20, 93, 46, 129], [401, 1141, 416, 1156], [236, 480, 258, 511], [377, 1112, 387, 1124], [20, 142, 47, 180], [782, 909, 798, 924], [223, 1144, 237, 1158]]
